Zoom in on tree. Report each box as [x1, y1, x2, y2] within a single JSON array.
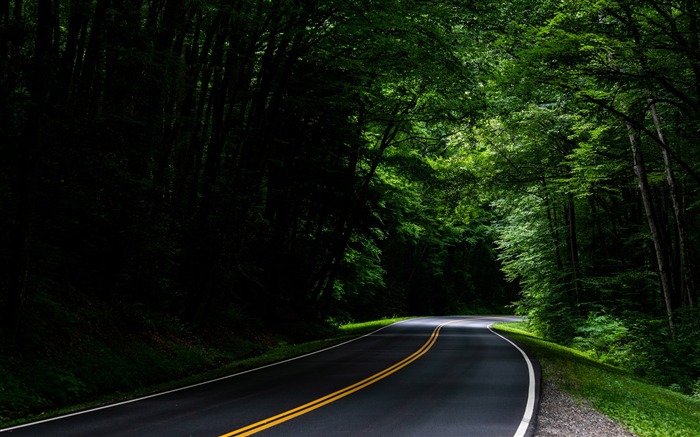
[[0, 0, 488, 338]]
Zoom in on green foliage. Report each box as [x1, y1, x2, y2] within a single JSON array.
[[523, 308, 700, 395], [572, 312, 631, 365], [468, 0, 700, 396], [493, 193, 581, 342], [624, 309, 700, 393], [366, 141, 514, 318], [692, 380, 700, 400], [336, 317, 410, 334]]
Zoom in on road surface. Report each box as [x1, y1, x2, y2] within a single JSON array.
[[1, 316, 538, 437]]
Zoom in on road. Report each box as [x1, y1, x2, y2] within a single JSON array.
[[1, 316, 538, 437]]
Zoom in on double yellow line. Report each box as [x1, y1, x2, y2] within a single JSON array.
[[219, 319, 464, 437]]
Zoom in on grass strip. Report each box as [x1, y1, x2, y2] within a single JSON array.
[[493, 322, 700, 437]]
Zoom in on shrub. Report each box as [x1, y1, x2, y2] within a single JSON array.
[[572, 312, 631, 365], [692, 379, 700, 400]]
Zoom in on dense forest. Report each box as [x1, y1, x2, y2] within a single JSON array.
[[1, 0, 699, 419]]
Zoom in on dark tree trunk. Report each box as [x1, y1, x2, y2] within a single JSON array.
[[564, 193, 583, 306], [648, 100, 696, 307], [5, 0, 53, 335], [543, 178, 564, 270], [627, 123, 676, 337]]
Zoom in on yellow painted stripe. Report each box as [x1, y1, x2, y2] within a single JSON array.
[[219, 319, 465, 437]]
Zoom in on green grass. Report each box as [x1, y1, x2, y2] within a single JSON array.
[[494, 322, 700, 437], [337, 317, 411, 335], [0, 317, 407, 429]]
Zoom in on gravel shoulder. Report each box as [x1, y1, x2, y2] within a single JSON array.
[[534, 379, 638, 437]]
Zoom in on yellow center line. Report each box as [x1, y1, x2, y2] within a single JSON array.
[[219, 318, 469, 437]]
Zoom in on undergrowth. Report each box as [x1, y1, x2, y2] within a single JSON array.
[[0, 292, 404, 429]]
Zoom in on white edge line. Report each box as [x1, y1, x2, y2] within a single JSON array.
[[488, 323, 536, 437], [0, 319, 413, 433]]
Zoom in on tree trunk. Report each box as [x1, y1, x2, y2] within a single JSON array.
[[182, 14, 230, 325], [648, 100, 696, 307], [5, 0, 52, 335], [74, 0, 107, 119], [564, 192, 583, 306], [543, 179, 564, 270], [627, 123, 676, 337], [56, 0, 90, 105]]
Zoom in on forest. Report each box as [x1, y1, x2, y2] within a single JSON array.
[[1, 0, 700, 419]]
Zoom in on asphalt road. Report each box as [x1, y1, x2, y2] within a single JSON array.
[[1, 316, 538, 437]]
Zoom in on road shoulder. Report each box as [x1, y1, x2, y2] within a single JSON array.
[[534, 379, 638, 437]]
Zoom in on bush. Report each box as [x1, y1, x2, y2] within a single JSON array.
[[692, 379, 700, 400], [572, 312, 631, 365]]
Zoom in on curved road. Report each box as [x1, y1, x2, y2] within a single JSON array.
[[1, 316, 538, 437]]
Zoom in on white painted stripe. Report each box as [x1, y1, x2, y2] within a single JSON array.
[[488, 324, 536, 437], [0, 319, 412, 433]]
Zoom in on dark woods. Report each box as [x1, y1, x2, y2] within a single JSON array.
[[0, 1, 497, 340]]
